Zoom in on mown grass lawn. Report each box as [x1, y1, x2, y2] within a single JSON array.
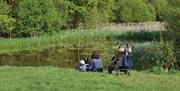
[[0, 66, 179, 91]]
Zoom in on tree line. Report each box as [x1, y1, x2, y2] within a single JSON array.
[[0, 0, 179, 37]]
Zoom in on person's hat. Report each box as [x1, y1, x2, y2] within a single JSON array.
[[80, 60, 85, 65], [118, 47, 125, 52]]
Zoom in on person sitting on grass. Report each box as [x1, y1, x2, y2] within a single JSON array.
[[83, 57, 91, 71], [90, 51, 103, 72], [79, 60, 88, 72]]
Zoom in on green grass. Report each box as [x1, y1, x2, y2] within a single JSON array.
[[0, 66, 179, 91], [0, 29, 162, 54], [0, 29, 122, 54]]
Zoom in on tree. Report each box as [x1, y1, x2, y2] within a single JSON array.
[[53, 0, 74, 29], [0, 15, 16, 38], [0, 0, 16, 38], [61, 0, 113, 29], [112, 0, 156, 22], [156, 0, 180, 70], [4, 0, 15, 5], [96, 0, 113, 23], [12, 0, 65, 37], [147, 0, 169, 21], [165, 0, 180, 32], [0, 0, 11, 15]]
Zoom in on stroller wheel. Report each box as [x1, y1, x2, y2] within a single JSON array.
[[108, 65, 113, 74], [127, 70, 131, 76]]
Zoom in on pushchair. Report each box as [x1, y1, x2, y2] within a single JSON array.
[[108, 47, 132, 76]]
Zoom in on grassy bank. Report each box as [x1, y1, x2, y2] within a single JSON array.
[[0, 66, 179, 91], [0, 29, 161, 54]]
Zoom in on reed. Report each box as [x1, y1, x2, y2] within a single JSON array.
[[0, 29, 162, 54]]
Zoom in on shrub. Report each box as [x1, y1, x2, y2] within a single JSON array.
[[12, 0, 66, 37], [147, 0, 169, 21], [132, 45, 158, 70], [112, 0, 156, 22], [0, 15, 16, 38], [0, 0, 11, 15]]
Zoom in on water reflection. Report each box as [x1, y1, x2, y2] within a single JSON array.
[[0, 41, 119, 68]]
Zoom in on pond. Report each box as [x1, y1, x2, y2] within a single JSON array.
[[0, 41, 154, 69]]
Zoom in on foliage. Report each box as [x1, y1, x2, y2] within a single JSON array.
[[96, 0, 113, 23], [1, 0, 179, 37], [12, 0, 65, 37], [0, 15, 16, 37], [0, 0, 179, 37], [4, 0, 16, 5], [0, 0, 15, 38], [106, 31, 162, 41], [147, 0, 169, 21], [53, 0, 75, 29], [66, 0, 113, 28], [132, 44, 159, 70], [112, 0, 156, 22], [165, 0, 180, 32], [160, 0, 180, 70], [158, 32, 176, 69], [0, 0, 11, 15]]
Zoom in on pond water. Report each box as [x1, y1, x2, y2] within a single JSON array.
[[0, 41, 153, 69]]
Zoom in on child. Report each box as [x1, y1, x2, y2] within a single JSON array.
[[79, 60, 86, 72], [79, 60, 90, 72]]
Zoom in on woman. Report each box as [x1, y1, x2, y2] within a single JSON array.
[[90, 51, 103, 72]]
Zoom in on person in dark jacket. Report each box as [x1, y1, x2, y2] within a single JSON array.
[[123, 44, 133, 70], [108, 44, 133, 75], [90, 51, 103, 72]]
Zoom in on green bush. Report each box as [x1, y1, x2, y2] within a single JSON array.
[[149, 66, 163, 74], [12, 0, 66, 37], [0, 15, 16, 38], [158, 33, 176, 68], [147, 0, 168, 21], [96, 0, 113, 23], [106, 31, 162, 41], [0, 0, 11, 15], [132, 45, 158, 70], [165, 0, 180, 32], [62, 0, 113, 29], [53, 0, 74, 28], [112, 0, 156, 22], [0, 0, 178, 38]]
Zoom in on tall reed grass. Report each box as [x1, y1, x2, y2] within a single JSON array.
[[0, 29, 162, 54]]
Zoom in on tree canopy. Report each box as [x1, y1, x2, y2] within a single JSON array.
[[0, 0, 179, 37]]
